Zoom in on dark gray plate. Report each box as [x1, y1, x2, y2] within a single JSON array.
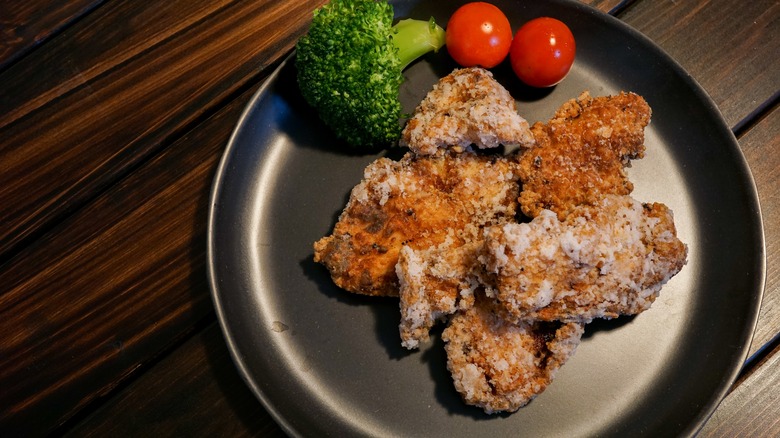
[[208, 0, 765, 436]]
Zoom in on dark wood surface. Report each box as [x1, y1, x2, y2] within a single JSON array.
[[0, 0, 106, 69], [0, 0, 777, 436]]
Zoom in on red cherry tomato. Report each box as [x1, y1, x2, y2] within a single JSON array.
[[509, 17, 576, 87], [446, 2, 513, 68]]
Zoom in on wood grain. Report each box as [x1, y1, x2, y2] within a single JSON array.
[[698, 340, 780, 437], [0, 0, 106, 70], [586, 0, 634, 13], [0, 0, 326, 261], [739, 107, 780, 357], [64, 323, 285, 438], [0, 76, 255, 437], [620, 0, 779, 130]]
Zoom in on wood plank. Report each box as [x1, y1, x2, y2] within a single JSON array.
[[0, 76, 256, 437], [0, 0, 326, 261], [620, 0, 779, 130], [0, 0, 106, 70], [739, 107, 780, 357], [590, 0, 634, 14], [64, 323, 285, 438], [699, 341, 780, 437]]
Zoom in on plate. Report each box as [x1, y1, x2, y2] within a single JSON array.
[[207, 0, 765, 436]]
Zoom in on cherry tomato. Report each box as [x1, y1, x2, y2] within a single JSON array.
[[509, 17, 576, 87], [446, 2, 513, 68]]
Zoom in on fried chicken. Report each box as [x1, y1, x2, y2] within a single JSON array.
[[392, 150, 523, 349], [395, 92, 659, 348], [396, 232, 481, 349], [314, 150, 522, 297], [400, 67, 535, 155], [314, 81, 688, 415], [518, 91, 651, 220], [481, 195, 687, 324], [442, 296, 584, 414]]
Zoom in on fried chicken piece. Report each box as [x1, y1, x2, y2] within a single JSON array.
[[442, 296, 584, 414], [314, 150, 521, 297], [481, 195, 687, 324], [396, 230, 481, 349], [393, 150, 524, 348], [400, 67, 535, 155], [518, 91, 651, 220]]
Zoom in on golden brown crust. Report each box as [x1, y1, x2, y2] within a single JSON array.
[[518, 91, 651, 220], [442, 296, 584, 414], [314, 150, 522, 297]]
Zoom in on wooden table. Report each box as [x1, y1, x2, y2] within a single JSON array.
[[1, 0, 777, 435]]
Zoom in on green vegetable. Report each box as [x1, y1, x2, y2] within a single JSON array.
[[296, 0, 446, 147]]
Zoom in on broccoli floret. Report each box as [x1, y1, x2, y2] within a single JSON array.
[[295, 0, 446, 147]]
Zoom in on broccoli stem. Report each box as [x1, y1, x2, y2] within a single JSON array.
[[392, 18, 446, 71]]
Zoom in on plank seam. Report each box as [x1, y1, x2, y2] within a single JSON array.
[[608, 0, 641, 16], [0, 1, 110, 75], [733, 89, 780, 139], [51, 312, 218, 436], [733, 329, 780, 393]]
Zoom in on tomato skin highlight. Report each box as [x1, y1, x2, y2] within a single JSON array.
[[510, 17, 576, 87], [446, 2, 513, 68]]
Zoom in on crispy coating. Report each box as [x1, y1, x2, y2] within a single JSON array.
[[315, 86, 687, 415], [442, 296, 584, 414], [481, 195, 688, 324], [400, 67, 535, 155], [396, 233, 481, 349], [314, 150, 521, 297], [518, 91, 651, 220]]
